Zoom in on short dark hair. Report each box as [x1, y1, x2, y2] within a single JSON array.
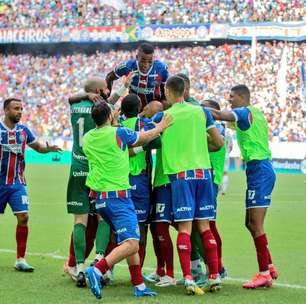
[[231, 85, 250, 101], [121, 94, 140, 118], [138, 43, 154, 55], [203, 99, 220, 110], [91, 101, 111, 126], [176, 73, 190, 86], [3, 98, 21, 110], [166, 76, 185, 98]]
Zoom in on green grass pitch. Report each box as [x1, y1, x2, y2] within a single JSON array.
[[0, 165, 305, 304]]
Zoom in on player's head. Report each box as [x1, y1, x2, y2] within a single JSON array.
[[176, 73, 190, 100], [85, 77, 110, 101], [165, 75, 185, 105], [137, 43, 154, 74], [91, 101, 112, 127], [229, 85, 250, 108], [202, 99, 221, 110], [3, 98, 23, 124], [141, 100, 164, 118], [121, 94, 141, 118]]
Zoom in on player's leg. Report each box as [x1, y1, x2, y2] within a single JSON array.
[[73, 213, 88, 287], [243, 160, 277, 289], [171, 179, 203, 295], [91, 214, 110, 265], [8, 185, 34, 272], [85, 196, 157, 299], [195, 173, 221, 291]]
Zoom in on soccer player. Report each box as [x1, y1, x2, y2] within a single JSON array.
[[0, 98, 61, 271], [153, 76, 224, 295], [106, 43, 169, 109], [83, 101, 171, 299], [140, 100, 176, 287], [66, 77, 112, 287], [120, 94, 155, 268], [209, 84, 278, 289]]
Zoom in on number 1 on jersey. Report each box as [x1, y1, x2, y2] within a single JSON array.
[[76, 117, 85, 147]]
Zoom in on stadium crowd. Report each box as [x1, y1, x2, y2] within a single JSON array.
[[1, 41, 305, 142], [0, 0, 305, 28]]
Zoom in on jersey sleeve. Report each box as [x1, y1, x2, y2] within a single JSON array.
[[202, 108, 215, 130], [216, 123, 225, 137], [24, 126, 36, 144], [231, 107, 251, 131], [114, 60, 134, 78], [151, 111, 164, 123], [160, 63, 169, 83], [116, 127, 139, 150], [142, 117, 156, 131]]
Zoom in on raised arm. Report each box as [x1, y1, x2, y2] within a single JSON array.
[[105, 70, 119, 93]]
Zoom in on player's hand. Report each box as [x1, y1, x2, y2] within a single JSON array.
[[111, 108, 121, 126], [123, 72, 134, 88], [46, 142, 62, 152], [156, 114, 173, 132], [87, 93, 104, 103]]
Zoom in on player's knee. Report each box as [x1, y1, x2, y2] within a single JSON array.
[[17, 213, 29, 226], [126, 239, 139, 254]]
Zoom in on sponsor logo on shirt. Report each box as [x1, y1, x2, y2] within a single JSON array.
[[67, 201, 83, 206], [96, 202, 106, 209], [72, 151, 87, 161], [176, 206, 192, 212], [2, 143, 23, 154], [199, 205, 214, 211], [72, 171, 88, 177], [116, 227, 127, 234]]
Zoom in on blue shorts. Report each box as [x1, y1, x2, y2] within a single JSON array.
[[152, 184, 173, 223], [0, 184, 29, 214], [245, 160, 276, 209], [95, 195, 140, 245], [211, 183, 219, 221], [129, 174, 151, 223], [170, 170, 214, 222]]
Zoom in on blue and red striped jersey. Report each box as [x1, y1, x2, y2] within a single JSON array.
[[114, 59, 168, 109], [0, 122, 36, 185]]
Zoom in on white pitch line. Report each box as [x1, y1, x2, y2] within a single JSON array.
[[1, 248, 306, 291]]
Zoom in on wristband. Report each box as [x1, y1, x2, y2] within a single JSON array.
[[116, 85, 128, 97], [133, 146, 144, 154]]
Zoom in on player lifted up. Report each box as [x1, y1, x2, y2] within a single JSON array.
[[209, 84, 278, 289], [106, 43, 169, 109], [0, 98, 61, 272]]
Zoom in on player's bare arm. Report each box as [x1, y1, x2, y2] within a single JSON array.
[[133, 114, 172, 146], [207, 127, 224, 150], [108, 72, 134, 105], [28, 141, 62, 154], [209, 108, 236, 122], [105, 70, 118, 93]]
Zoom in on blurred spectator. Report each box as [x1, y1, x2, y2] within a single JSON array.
[[0, 0, 304, 29], [1, 42, 305, 142]]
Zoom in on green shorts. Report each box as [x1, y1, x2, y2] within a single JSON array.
[[66, 169, 95, 214]]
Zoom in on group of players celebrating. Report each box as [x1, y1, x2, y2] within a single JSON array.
[[0, 43, 278, 300]]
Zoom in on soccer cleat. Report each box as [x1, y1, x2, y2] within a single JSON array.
[[134, 287, 157, 297], [195, 273, 208, 288], [242, 273, 272, 289], [76, 271, 87, 288], [67, 266, 78, 282], [219, 267, 228, 280], [90, 258, 99, 267], [15, 259, 34, 272], [155, 275, 176, 287], [102, 269, 114, 286], [184, 279, 205, 296], [269, 264, 278, 280], [143, 272, 161, 283], [202, 274, 222, 292], [90, 254, 104, 267], [85, 267, 103, 299], [191, 267, 206, 282], [176, 277, 185, 285]]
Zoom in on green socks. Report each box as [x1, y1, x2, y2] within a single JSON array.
[[73, 223, 86, 264], [95, 220, 110, 255]]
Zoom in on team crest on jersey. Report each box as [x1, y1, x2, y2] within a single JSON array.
[[19, 133, 26, 142]]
